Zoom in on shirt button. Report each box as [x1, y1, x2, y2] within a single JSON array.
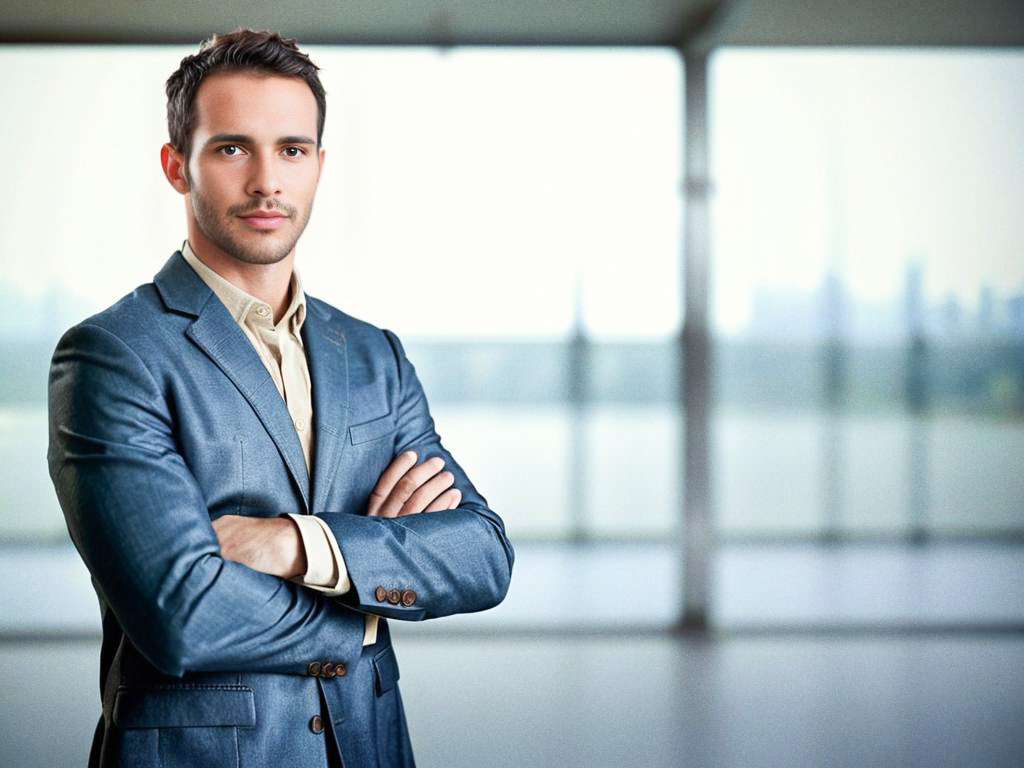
[[295, 418, 306, 431], [255, 306, 270, 317], [310, 715, 324, 734]]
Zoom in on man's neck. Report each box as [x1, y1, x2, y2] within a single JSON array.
[[186, 236, 295, 323]]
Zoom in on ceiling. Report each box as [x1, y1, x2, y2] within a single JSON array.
[[0, 0, 1022, 48]]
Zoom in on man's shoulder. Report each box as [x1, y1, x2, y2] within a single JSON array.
[[62, 251, 205, 346], [67, 280, 181, 346]]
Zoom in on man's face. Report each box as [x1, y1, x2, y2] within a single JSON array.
[[180, 71, 324, 266]]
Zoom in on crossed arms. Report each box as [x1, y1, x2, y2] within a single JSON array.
[[48, 320, 513, 678], [212, 451, 464, 580]]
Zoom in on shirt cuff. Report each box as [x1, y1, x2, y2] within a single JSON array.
[[287, 513, 350, 595]]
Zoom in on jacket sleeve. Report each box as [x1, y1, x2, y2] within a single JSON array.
[[316, 330, 515, 621], [48, 322, 365, 678]]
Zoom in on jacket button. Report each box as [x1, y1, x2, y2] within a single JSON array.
[[310, 715, 324, 734], [322, 662, 336, 678], [387, 589, 401, 605], [375, 586, 388, 602], [307, 661, 322, 677], [335, 662, 347, 677], [401, 589, 417, 607]]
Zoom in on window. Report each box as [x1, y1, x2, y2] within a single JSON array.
[[0, 46, 683, 543]]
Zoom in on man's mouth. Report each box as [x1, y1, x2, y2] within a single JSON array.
[[239, 211, 289, 230]]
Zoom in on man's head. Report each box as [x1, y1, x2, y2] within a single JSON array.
[[166, 29, 326, 162], [161, 30, 327, 269]]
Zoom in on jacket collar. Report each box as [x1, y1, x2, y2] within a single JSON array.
[[154, 250, 216, 318], [155, 250, 312, 510]]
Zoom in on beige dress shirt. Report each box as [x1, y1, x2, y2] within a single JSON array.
[[183, 243, 378, 645]]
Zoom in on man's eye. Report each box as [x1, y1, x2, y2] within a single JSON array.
[[220, 145, 242, 156], [283, 147, 303, 157]]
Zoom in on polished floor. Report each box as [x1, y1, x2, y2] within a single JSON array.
[[2, 631, 1023, 767]]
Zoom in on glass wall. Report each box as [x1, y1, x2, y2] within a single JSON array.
[[4, 44, 1020, 630]]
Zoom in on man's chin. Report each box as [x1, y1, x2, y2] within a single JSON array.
[[223, 235, 296, 266], [229, 249, 293, 266]]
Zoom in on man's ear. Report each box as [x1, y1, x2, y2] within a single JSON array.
[[161, 143, 190, 194]]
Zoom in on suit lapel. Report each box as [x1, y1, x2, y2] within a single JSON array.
[[302, 299, 350, 515], [156, 252, 311, 511]]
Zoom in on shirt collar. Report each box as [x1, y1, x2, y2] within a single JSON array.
[[181, 240, 307, 339]]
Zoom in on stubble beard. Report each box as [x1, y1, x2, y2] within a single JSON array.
[[190, 189, 312, 266]]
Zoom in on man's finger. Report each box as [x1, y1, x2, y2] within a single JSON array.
[[374, 456, 446, 518], [423, 488, 462, 513], [400, 470, 455, 517], [367, 451, 418, 516]]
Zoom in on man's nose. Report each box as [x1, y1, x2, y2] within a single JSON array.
[[246, 153, 282, 199]]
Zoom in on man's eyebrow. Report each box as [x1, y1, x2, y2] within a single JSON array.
[[203, 134, 316, 146], [205, 134, 253, 146]]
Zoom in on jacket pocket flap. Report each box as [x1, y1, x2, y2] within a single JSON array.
[[349, 413, 394, 445], [373, 646, 401, 696], [113, 686, 256, 729]]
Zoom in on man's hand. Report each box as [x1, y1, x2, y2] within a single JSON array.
[[212, 515, 307, 579], [367, 451, 462, 518]]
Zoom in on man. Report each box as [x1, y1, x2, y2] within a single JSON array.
[[47, 29, 513, 768]]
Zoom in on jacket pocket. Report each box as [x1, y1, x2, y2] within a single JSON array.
[[372, 645, 401, 696], [111, 685, 254, 768], [112, 685, 256, 728], [349, 413, 395, 445]]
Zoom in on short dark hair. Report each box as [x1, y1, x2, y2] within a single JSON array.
[[165, 28, 326, 160]]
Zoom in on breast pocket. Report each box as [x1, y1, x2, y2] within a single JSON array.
[[111, 685, 255, 768], [348, 413, 395, 446]]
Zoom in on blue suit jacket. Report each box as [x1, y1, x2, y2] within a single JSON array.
[[47, 251, 514, 768]]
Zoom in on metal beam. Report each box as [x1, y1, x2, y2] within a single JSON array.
[[679, 50, 712, 631], [1, 0, 1020, 47]]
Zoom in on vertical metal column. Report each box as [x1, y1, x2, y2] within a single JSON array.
[[905, 263, 929, 542], [567, 275, 589, 543], [822, 135, 848, 540], [680, 50, 712, 630], [822, 270, 846, 542]]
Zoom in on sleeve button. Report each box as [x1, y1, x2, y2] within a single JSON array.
[[401, 590, 417, 607], [375, 586, 388, 602], [307, 661, 322, 677], [387, 589, 401, 605]]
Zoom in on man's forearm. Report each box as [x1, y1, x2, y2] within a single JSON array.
[[213, 514, 307, 579]]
